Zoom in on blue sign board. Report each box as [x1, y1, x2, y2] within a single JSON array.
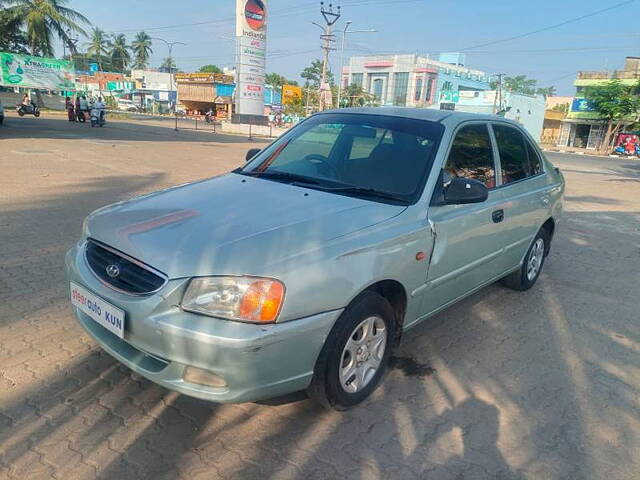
[[571, 98, 596, 112]]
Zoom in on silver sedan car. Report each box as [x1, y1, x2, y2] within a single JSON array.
[[66, 108, 564, 409]]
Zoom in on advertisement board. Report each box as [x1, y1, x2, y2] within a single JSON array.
[[236, 0, 267, 118], [282, 84, 302, 104], [1, 52, 76, 90]]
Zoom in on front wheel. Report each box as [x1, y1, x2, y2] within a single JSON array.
[[34, 111, 40, 117], [308, 291, 396, 410], [501, 229, 549, 291], [18, 110, 24, 117]]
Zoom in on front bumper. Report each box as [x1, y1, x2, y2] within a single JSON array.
[[65, 242, 342, 403]]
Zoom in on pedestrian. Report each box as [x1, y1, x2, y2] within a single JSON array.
[[75, 95, 82, 122], [66, 96, 75, 122], [78, 95, 88, 123]]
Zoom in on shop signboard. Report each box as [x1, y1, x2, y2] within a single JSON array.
[[236, 0, 267, 117], [0, 52, 75, 90], [282, 84, 302, 104], [571, 98, 596, 112]]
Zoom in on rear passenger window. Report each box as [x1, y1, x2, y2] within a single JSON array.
[[493, 125, 529, 184], [445, 124, 496, 188], [525, 140, 543, 175]]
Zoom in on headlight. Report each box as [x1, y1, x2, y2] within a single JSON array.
[[181, 276, 285, 323]]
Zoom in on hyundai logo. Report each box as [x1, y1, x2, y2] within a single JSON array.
[[106, 264, 120, 278]]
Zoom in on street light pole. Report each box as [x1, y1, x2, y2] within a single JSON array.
[[152, 37, 186, 130], [336, 24, 377, 108]]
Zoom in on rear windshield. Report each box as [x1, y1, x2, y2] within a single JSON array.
[[239, 113, 444, 205]]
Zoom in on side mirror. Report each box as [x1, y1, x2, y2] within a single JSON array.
[[246, 148, 261, 162], [444, 177, 489, 205]]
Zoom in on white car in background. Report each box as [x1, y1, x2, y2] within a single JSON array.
[[116, 99, 139, 112]]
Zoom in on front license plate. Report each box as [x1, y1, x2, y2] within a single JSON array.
[[70, 282, 125, 338]]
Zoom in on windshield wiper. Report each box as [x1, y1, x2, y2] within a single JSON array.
[[238, 170, 321, 185], [319, 185, 409, 204]]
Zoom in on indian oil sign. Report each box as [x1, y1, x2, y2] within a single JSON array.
[[0, 52, 76, 90], [236, 0, 268, 117]]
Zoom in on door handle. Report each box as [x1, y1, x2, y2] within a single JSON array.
[[492, 209, 504, 223]]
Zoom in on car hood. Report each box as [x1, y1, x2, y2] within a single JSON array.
[[85, 173, 405, 278]]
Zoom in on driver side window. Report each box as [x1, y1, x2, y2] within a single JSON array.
[[444, 124, 496, 188]]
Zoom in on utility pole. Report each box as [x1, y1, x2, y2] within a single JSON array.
[[315, 2, 341, 111]]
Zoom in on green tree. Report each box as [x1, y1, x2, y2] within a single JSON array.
[[198, 64, 223, 73], [491, 75, 537, 95], [3, 0, 89, 56], [266, 72, 298, 88], [342, 83, 377, 107], [584, 79, 640, 152], [301, 59, 333, 88], [110, 33, 131, 71], [159, 57, 176, 73], [551, 102, 569, 114], [131, 31, 153, 69], [85, 27, 111, 70], [536, 86, 557, 98], [0, 9, 29, 53]]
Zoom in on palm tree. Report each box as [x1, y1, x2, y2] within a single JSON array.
[[85, 27, 111, 70], [536, 86, 557, 99], [110, 33, 131, 71], [131, 31, 152, 69], [3, 0, 89, 56], [160, 57, 176, 73]]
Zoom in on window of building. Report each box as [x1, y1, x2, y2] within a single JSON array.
[[372, 78, 384, 100], [493, 124, 530, 184], [442, 80, 453, 92], [351, 73, 363, 87], [415, 77, 423, 102], [444, 124, 496, 188], [425, 77, 434, 102], [393, 72, 409, 106]]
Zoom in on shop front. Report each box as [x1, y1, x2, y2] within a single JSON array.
[[176, 73, 235, 117]]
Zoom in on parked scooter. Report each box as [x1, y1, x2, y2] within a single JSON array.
[[16, 103, 40, 117], [205, 109, 214, 124]]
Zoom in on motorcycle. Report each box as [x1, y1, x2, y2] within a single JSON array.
[[16, 103, 40, 117], [205, 111, 214, 124], [90, 106, 105, 127]]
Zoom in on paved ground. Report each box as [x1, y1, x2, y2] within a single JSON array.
[[1, 114, 639, 480]]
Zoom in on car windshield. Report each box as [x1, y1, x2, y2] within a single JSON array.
[[237, 113, 444, 205]]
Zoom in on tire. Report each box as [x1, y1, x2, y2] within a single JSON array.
[[18, 110, 24, 117], [501, 228, 550, 291], [308, 291, 396, 410], [34, 111, 40, 117]]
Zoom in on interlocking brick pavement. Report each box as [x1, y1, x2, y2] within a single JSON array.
[[1, 115, 639, 479]]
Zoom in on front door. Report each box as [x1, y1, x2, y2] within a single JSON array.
[[421, 122, 506, 315]]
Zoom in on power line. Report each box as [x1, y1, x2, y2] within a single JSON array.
[[459, 0, 637, 51]]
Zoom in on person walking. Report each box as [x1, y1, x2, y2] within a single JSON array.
[[66, 96, 75, 122], [75, 95, 82, 122], [78, 95, 88, 123]]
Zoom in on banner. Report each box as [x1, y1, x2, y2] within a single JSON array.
[[0, 52, 75, 90], [282, 84, 302, 104], [236, 0, 267, 117]]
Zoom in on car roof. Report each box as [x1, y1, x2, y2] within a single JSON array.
[[317, 107, 517, 127]]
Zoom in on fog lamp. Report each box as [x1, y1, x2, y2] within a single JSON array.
[[183, 366, 228, 388]]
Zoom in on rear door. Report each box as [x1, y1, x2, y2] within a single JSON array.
[[421, 122, 507, 315], [490, 123, 550, 275]]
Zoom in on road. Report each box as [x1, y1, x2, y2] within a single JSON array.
[[1, 115, 639, 480]]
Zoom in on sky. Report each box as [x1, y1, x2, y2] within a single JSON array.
[[65, 0, 640, 95]]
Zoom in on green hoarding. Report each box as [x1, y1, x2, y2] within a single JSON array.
[[1, 52, 75, 90]]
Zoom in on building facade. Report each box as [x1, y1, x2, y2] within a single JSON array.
[[341, 53, 492, 108], [557, 57, 640, 150], [453, 90, 545, 140]]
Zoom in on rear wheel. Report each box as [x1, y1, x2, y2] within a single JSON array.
[[308, 291, 395, 410], [18, 110, 24, 117], [34, 110, 40, 117], [502, 228, 549, 291]]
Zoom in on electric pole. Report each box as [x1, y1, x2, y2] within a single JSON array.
[[315, 2, 340, 110]]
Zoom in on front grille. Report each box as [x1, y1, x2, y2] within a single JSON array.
[[85, 239, 167, 295]]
